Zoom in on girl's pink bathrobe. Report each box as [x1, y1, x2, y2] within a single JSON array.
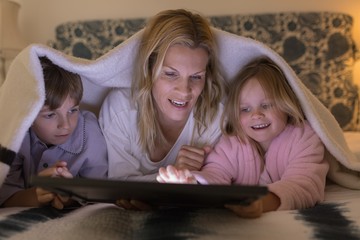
[[193, 121, 329, 210]]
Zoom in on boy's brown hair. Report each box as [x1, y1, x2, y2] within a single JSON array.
[[39, 57, 83, 110]]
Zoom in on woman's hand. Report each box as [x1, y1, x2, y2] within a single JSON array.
[[174, 145, 212, 171], [156, 165, 197, 184]]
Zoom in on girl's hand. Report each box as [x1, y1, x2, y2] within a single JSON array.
[[174, 145, 212, 171], [156, 165, 197, 184], [225, 192, 280, 218], [225, 198, 263, 218]]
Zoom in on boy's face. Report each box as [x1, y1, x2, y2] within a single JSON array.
[[31, 95, 80, 145]]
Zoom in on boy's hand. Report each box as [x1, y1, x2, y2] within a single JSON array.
[[36, 161, 73, 209], [35, 187, 56, 206], [51, 194, 71, 209], [38, 160, 73, 178]]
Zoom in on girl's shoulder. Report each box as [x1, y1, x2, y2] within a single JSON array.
[[288, 120, 314, 132], [282, 120, 319, 141]]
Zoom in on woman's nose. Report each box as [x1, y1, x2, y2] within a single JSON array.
[[177, 79, 191, 94]]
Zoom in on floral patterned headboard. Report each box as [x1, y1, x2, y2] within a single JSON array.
[[49, 12, 359, 131]]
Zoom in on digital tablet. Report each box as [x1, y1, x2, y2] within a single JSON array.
[[30, 176, 268, 208]]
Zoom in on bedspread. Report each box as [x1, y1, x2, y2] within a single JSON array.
[[0, 184, 359, 240]]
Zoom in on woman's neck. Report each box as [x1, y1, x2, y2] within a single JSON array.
[[148, 116, 187, 162], [160, 121, 185, 145], [157, 113, 188, 144]]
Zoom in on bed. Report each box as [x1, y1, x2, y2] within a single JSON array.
[[0, 11, 360, 240]]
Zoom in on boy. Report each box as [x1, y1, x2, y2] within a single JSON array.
[[0, 57, 108, 209]]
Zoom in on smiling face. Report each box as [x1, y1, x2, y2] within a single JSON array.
[[152, 44, 208, 127], [239, 77, 288, 151], [31, 95, 80, 145]]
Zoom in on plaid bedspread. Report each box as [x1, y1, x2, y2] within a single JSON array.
[[0, 184, 359, 240]]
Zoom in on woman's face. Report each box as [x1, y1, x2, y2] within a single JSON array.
[[152, 44, 208, 126]]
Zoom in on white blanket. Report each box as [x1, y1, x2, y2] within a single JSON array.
[[0, 28, 359, 189]]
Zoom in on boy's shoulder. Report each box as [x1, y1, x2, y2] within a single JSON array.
[[77, 110, 106, 143], [80, 109, 97, 120], [79, 110, 102, 131]]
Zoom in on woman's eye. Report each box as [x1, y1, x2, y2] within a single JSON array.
[[190, 75, 204, 81], [164, 71, 178, 78]]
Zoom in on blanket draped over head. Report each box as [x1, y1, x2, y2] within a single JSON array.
[[0, 28, 359, 189]]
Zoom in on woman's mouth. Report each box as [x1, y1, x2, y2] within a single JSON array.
[[169, 99, 187, 107]]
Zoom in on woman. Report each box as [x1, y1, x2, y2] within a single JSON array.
[[99, 9, 225, 182]]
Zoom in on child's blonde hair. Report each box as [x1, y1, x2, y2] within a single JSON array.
[[222, 57, 305, 146]]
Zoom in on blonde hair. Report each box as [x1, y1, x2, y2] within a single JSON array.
[[222, 57, 304, 152], [132, 9, 225, 153]]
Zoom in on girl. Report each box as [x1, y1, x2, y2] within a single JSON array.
[[157, 57, 329, 218]]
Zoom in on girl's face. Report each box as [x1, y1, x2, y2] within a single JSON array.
[[152, 44, 208, 127], [31, 95, 80, 145], [238, 77, 288, 151]]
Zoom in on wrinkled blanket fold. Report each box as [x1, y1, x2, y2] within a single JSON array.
[[0, 28, 359, 189]]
